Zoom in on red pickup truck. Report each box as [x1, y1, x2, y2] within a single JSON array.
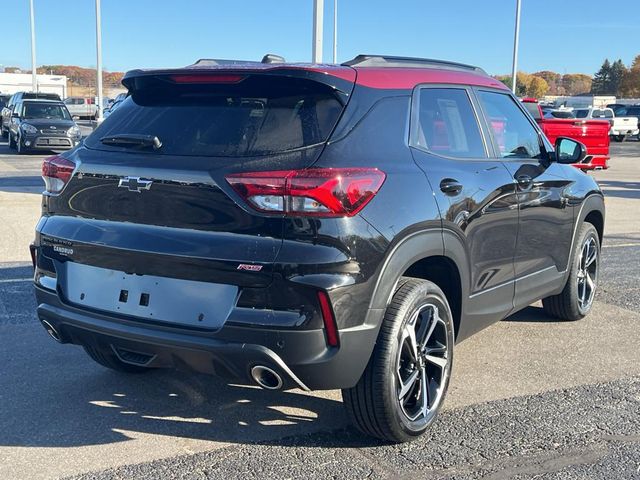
[[522, 99, 610, 170]]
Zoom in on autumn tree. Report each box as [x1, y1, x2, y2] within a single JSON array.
[[620, 55, 640, 97], [527, 76, 549, 98], [533, 71, 563, 95], [563, 74, 592, 95]]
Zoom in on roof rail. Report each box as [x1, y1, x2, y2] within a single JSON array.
[[342, 55, 486, 74]]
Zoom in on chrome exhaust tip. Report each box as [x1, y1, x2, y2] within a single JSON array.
[[41, 319, 63, 343], [251, 365, 284, 390]]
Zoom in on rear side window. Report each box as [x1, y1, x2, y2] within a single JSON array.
[[86, 76, 344, 157], [477, 91, 542, 159], [413, 88, 485, 158]]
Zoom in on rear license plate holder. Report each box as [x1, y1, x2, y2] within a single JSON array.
[[59, 262, 238, 328]]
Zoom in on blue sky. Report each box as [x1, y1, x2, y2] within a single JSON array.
[[2, 0, 639, 75]]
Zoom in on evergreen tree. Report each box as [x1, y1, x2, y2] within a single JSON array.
[[610, 60, 627, 96], [591, 59, 612, 94]]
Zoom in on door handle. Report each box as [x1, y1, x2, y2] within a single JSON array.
[[440, 178, 463, 196], [515, 174, 533, 190]]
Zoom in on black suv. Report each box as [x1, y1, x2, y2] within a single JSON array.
[[33, 55, 605, 442]]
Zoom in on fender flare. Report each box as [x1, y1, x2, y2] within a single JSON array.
[[355, 227, 470, 356], [555, 193, 605, 290]]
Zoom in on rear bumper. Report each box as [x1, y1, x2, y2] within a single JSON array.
[[610, 128, 639, 136], [35, 284, 380, 391], [573, 155, 609, 171], [22, 134, 78, 150]]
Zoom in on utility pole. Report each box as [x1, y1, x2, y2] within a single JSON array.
[[510, 0, 522, 94], [312, 0, 324, 63], [29, 0, 37, 92], [95, 0, 103, 121], [332, 0, 337, 63]]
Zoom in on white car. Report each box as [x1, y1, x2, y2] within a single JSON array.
[[574, 107, 639, 142]]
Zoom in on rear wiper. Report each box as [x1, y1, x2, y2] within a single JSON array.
[[100, 134, 162, 150]]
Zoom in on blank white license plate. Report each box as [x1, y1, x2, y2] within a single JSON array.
[[62, 262, 238, 328]]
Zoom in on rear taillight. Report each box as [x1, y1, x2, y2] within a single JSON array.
[[42, 155, 75, 194], [225, 168, 385, 217]]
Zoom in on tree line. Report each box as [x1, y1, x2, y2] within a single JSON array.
[[3, 65, 124, 90], [494, 54, 640, 99]]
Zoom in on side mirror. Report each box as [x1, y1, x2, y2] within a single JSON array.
[[554, 137, 587, 164], [11, 112, 19, 118]]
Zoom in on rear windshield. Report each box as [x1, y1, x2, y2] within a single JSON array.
[[22, 102, 71, 120], [522, 102, 541, 120], [24, 93, 61, 101], [86, 76, 345, 157]]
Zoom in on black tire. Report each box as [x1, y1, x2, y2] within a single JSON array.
[[1, 126, 6, 139], [342, 277, 455, 443], [83, 344, 151, 374], [8, 132, 16, 149], [542, 223, 600, 321]]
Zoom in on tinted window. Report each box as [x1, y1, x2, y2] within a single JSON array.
[[477, 91, 541, 159], [626, 107, 640, 116], [414, 88, 485, 158], [22, 102, 71, 120], [575, 109, 589, 118], [522, 101, 542, 120], [86, 76, 344, 157]]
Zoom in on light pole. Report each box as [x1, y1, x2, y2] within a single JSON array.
[[510, 0, 522, 94], [312, 0, 324, 63], [95, 0, 103, 121], [332, 0, 337, 63], [29, 0, 37, 92]]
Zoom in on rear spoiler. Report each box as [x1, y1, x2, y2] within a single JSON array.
[[121, 64, 357, 98]]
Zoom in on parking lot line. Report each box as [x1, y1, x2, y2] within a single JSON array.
[[0, 277, 32, 283], [602, 243, 640, 248]]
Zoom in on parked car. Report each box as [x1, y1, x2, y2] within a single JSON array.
[[0, 94, 10, 137], [32, 54, 604, 443], [573, 107, 639, 142], [522, 99, 610, 170], [8, 99, 81, 154], [1, 91, 61, 138], [63, 96, 98, 120], [609, 104, 640, 140], [102, 96, 126, 119]]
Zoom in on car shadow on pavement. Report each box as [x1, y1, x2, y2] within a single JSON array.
[[502, 305, 558, 323], [597, 180, 640, 200], [0, 329, 355, 448], [0, 175, 43, 194]]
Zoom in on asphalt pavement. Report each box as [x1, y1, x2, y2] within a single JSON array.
[[0, 139, 639, 479]]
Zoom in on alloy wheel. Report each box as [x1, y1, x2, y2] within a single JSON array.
[[576, 236, 598, 312], [396, 303, 451, 423]]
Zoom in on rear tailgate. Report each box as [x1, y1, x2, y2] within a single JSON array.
[[540, 119, 610, 157], [38, 67, 355, 324]]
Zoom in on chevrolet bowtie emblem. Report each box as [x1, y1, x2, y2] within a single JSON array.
[[118, 176, 153, 192]]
